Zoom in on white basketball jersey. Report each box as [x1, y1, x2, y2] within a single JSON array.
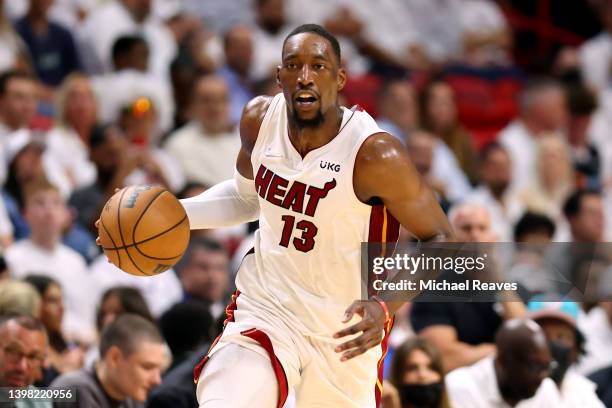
[[237, 93, 400, 337]]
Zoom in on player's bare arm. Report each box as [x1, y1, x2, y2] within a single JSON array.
[[334, 132, 455, 361], [236, 95, 273, 179]]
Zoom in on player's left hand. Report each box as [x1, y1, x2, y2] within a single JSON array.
[[333, 300, 386, 361]]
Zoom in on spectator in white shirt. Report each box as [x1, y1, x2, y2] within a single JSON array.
[[5, 178, 96, 343], [93, 34, 174, 135], [577, 302, 612, 375], [0, 71, 38, 184], [165, 74, 240, 187], [46, 74, 98, 190], [78, 0, 177, 79], [465, 142, 524, 241], [251, 0, 293, 81], [578, 1, 612, 92], [446, 319, 559, 408], [527, 300, 605, 407], [499, 78, 569, 192]]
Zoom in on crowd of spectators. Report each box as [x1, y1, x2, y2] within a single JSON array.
[[0, 0, 611, 407]]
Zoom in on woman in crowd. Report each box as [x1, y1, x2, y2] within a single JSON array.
[[386, 337, 451, 408]]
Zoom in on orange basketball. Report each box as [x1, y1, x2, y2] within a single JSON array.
[[98, 185, 190, 276]]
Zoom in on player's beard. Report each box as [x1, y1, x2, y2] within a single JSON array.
[[292, 105, 325, 129]]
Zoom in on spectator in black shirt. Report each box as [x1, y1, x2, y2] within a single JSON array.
[[15, 0, 81, 87]]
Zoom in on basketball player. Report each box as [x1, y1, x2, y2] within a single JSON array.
[[180, 24, 453, 407]]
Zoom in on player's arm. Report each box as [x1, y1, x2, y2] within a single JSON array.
[[179, 96, 272, 229], [334, 133, 454, 361]]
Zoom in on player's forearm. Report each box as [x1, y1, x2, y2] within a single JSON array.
[[179, 172, 260, 229]]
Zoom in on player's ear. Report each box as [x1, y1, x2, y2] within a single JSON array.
[[276, 66, 281, 87], [337, 67, 347, 92]]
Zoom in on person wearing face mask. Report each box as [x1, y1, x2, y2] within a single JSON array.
[[527, 299, 605, 407], [386, 338, 450, 408]]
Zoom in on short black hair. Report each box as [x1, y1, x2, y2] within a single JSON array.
[[111, 35, 148, 66], [99, 313, 163, 358], [173, 236, 226, 274], [567, 85, 597, 116], [283, 24, 341, 64], [513, 212, 556, 242], [159, 300, 213, 359], [0, 70, 32, 96], [479, 141, 508, 163], [563, 188, 601, 219], [23, 275, 60, 297], [89, 123, 119, 149]]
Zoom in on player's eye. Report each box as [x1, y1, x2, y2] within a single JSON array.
[[314, 63, 325, 70], [285, 62, 298, 69]]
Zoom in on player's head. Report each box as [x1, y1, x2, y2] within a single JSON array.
[[279, 24, 345, 129], [0, 314, 48, 388], [98, 314, 165, 402]]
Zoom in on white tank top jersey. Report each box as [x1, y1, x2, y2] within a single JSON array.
[[238, 93, 400, 337]]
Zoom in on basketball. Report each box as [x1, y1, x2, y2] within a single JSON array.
[[98, 185, 190, 276]]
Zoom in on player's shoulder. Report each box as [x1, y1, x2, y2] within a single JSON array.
[[239, 95, 276, 151], [355, 131, 408, 168]]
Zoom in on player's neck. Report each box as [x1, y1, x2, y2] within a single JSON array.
[[288, 107, 344, 158]]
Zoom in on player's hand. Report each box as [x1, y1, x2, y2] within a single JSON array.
[[333, 300, 386, 361]]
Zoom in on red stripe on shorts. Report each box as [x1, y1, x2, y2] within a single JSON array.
[[374, 317, 394, 408], [241, 328, 289, 408]]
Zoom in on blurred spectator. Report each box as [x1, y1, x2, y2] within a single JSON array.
[[499, 78, 568, 191], [0, 195, 13, 248], [0, 279, 41, 317], [175, 236, 230, 320], [218, 25, 254, 125], [159, 300, 213, 370], [0, 71, 37, 149], [578, 0, 612, 92], [46, 74, 97, 190], [465, 143, 524, 241], [377, 79, 419, 142], [93, 35, 174, 134], [14, 0, 82, 88], [514, 212, 556, 244], [411, 202, 525, 371], [563, 189, 605, 243], [407, 129, 472, 204], [78, 0, 177, 79], [0, 4, 30, 72], [24, 275, 84, 385], [527, 300, 604, 407], [51, 314, 165, 407], [165, 74, 240, 187], [69, 124, 129, 234], [88, 252, 183, 319], [251, 0, 292, 81], [146, 343, 209, 408], [577, 302, 612, 376], [519, 134, 574, 223], [118, 97, 185, 192], [507, 212, 556, 295], [182, 0, 253, 33], [386, 337, 451, 408], [5, 178, 95, 342], [446, 319, 559, 407], [421, 79, 478, 184], [0, 314, 50, 407], [566, 85, 600, 189], [589, 364, 612, 407]]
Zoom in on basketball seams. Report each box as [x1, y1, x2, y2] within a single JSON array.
[[102, 214, 188, 253], [131, 188, 167, 246], [131, 217, 188, 260], [100, 218, 122, 269], [117, 187, 147, 276]]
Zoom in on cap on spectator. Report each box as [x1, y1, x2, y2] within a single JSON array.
[[527, 297, 580, 328], [4, 129, 46, 165]]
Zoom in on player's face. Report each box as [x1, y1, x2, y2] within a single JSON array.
[[278, 33, 346, 128], [113, 342, 164, 402]]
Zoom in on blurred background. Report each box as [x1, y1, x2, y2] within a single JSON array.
[[0, 0, 611, 407]]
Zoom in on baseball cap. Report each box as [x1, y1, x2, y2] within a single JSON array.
[[4, 129, 46, 165], [527, 297, 580, 329]]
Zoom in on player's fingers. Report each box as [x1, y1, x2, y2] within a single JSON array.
[[340, 338, 379, 361], [342, 301, 365, 323], [334, 331, 369, 353], [333, 316, 373, 339]]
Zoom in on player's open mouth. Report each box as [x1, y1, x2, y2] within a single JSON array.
[[294, 92, 318, 107]]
